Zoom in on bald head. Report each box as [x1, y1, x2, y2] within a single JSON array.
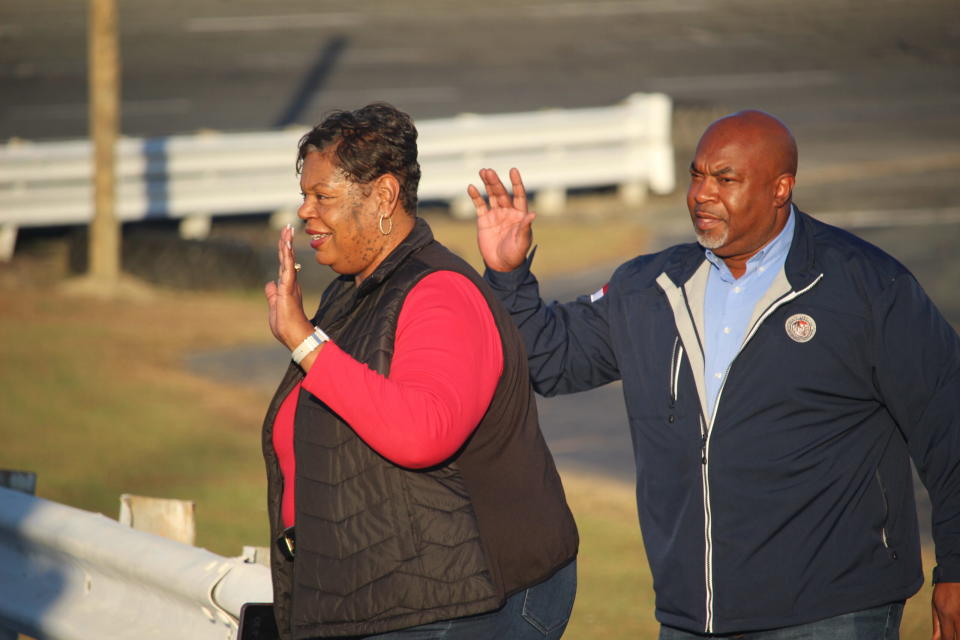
[[687, 110, 799, 277], [701, 110, 798, 179]]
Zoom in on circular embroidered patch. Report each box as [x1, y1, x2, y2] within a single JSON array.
[[785, 313, 817, 343]]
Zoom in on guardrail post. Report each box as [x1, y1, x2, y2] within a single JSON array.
[[0, 469, 35, 638], [450, 196, 475, 220], [179, 214, 212, 240], [0, 224, 16, 262], [0, 470, 36, 495], [270, 209, 299, 230], [449, 138, 486, 220], [119, 494, 197, 546], [618, 180, 648, 207], [534, 187, 566, 216], [622, 92, 675, 200], [641, 92, 675, 195], [0, 474, 30, 638], [241, 545, 272, 568]]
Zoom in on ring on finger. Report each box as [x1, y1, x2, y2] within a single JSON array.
[[294, 263, 302, 272]]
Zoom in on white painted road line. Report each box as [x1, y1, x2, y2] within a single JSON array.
[[185, 13, 363, 33], [184, 1, 707, 33], [817, 207, 960, 229], [6, 99, 193, 120], [311, 86, 460, 105], [802, 152, 960, 185], [342, 48, 435, 65], [644, 70, 841, 93], [524, 0, 709, 17]]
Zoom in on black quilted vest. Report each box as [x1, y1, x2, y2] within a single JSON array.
[[262, 218, 578, 639]]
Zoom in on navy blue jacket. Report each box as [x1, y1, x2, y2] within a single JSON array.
[[485, 210, 960, 633]]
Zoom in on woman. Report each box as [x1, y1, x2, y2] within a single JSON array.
[[261, 103, 578, 640]]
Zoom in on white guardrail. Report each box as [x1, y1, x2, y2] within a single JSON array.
[[0, 92, 673, 261], [0, 486, 272, 639]]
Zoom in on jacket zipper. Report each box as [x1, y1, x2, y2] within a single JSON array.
[[694, 273, 823, 633], [699, 413, 713, 630]]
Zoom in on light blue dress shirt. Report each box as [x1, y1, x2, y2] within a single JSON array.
[[703, 208, 795, 421]]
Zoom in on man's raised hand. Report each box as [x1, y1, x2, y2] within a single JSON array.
[[468, 167, 535, 272]]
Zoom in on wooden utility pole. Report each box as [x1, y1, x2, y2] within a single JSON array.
[[88, 0, 120, 283]]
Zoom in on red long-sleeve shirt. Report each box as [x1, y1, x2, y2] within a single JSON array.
[[272, 271, 504, 528]]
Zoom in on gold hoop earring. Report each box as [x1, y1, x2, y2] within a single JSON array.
[[378, 215, 393, 236]]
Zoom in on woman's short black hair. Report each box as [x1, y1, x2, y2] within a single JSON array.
[[296, 103, 421, 214]]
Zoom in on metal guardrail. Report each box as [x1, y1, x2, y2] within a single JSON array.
[[0, 486, 272, 639], [0, 92, 673, 260]]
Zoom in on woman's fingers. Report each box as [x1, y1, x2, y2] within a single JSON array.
[[266, 225, 310, 347], [277, 227, 285, 279], [276, 224, 299, 288]]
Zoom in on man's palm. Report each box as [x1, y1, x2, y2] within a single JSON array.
[[469, 168, 536, 272]]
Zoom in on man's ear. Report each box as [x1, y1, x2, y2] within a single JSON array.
[[773, 174, 796, 209]]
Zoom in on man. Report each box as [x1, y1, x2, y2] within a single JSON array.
[[468, 110, 960, 639]]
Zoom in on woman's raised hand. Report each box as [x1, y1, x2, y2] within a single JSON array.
[[264, 224, 312, 350], [468, 168, 536, 272]]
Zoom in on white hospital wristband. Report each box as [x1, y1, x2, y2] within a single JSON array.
[[291, 327, 330, 365]]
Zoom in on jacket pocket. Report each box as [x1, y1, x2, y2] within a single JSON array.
[[669, 336, 684, 408], [874, 469, 893, 553]]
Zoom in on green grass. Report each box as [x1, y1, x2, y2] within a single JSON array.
[[562, 472, 659, 637], [0, 287, 273, 552]]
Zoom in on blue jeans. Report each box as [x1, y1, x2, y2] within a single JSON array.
[[345, 559, 577, 639], [659, 602, 904, 640]]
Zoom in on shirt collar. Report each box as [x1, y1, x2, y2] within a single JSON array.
[[704, 205, 796, 281]]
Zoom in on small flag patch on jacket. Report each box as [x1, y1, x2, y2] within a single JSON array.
[[590, 284, 609, 303]]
